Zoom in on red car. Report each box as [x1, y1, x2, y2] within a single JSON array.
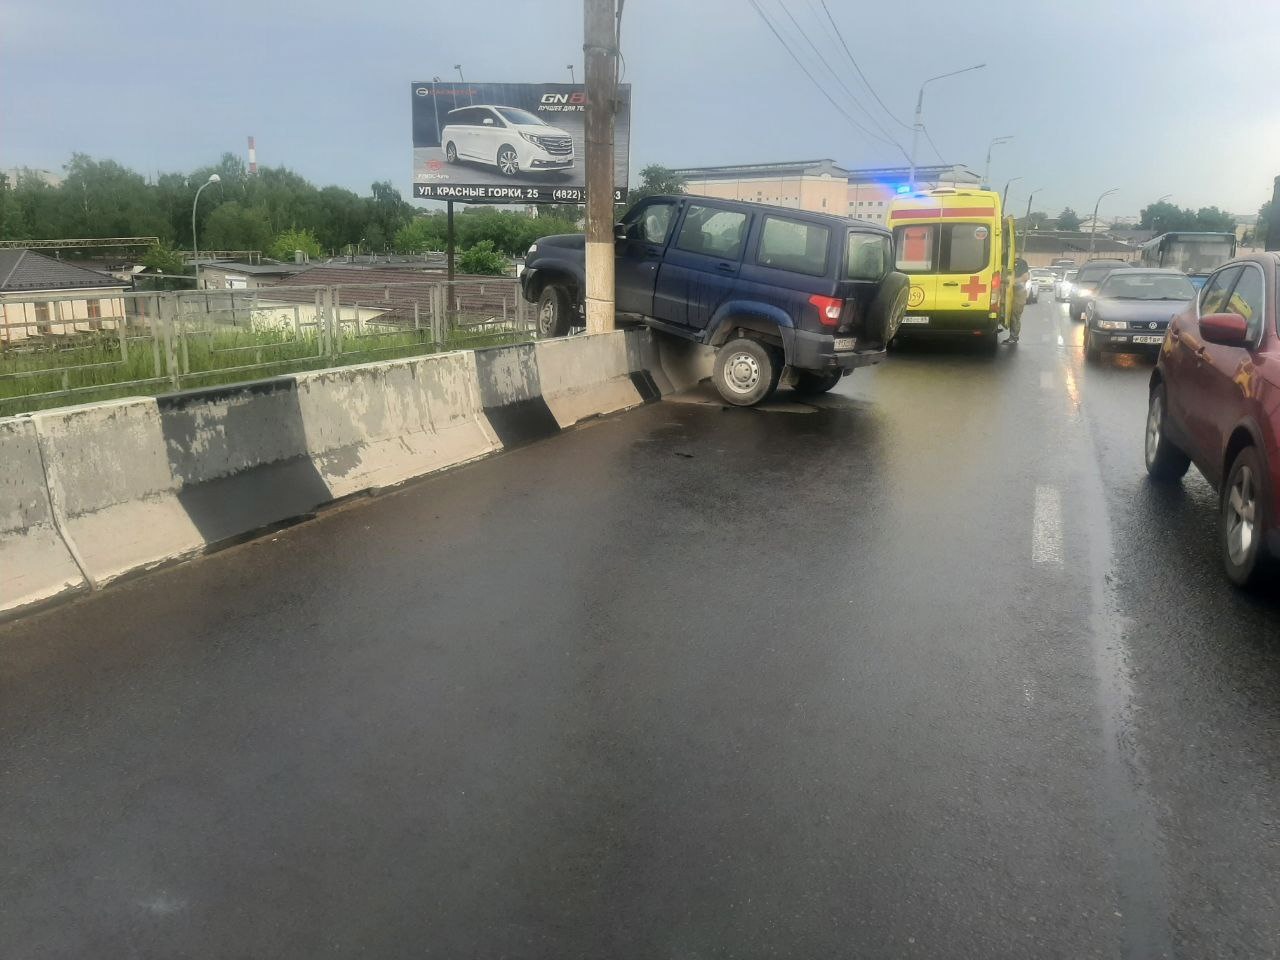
[[1145, 253, 1280, 586]]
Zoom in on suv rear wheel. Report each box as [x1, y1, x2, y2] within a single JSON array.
[[1144, 384, 1191, 481], [1221, 446, 1271, 587], [713, 338, 781, 406], [793, 370, 842, 395], [536, 285, 575, 338]]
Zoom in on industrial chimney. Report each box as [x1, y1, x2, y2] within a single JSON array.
[[247, 136, 258, 175]]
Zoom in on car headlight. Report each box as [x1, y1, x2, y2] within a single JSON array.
[[1096, 319, 1128, 330], [520, 132, 545, 147], [527, 243, 537, 255]]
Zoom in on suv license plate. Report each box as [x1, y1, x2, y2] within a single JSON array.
[[833, 337, 856, 351], [1132, 335, 1163, 344], [901, 316, 929, 324]]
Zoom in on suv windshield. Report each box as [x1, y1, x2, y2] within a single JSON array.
[[495, 107, 544, 126], [1100, 273, 1196, 300]]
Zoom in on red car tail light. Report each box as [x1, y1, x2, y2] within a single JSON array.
[[808, 294, 843, 327]]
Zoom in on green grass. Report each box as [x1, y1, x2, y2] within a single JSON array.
[[0, 323, 530, 415]]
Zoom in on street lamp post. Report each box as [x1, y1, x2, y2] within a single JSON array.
[[908, 63, 985, 192], [1025, 188, 1043, 223], [1002, 176, 1023, 210], [567, 64, 575, 83], [983, 136, 1013, 187], [191, 173, 221, 290], [1087, 187, 1119, 258]]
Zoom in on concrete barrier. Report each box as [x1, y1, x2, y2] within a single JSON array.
[[33, 382, 330, 587], [1, 327, 673, 620], [0, 418, 88, 615], [534, 330, 651, 429], [296, 351, 499, 499]]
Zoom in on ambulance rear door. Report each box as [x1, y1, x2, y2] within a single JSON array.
[[890, 217, 936, 324], [932, 196, 998, 325]]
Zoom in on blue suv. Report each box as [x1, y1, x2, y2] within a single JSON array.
[[520, 195, 908, 405]]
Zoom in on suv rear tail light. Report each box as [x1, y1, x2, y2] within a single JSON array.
[[808, 294, 843, 327]]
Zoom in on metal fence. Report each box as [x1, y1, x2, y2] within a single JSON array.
[[0, 278, 532, 415]]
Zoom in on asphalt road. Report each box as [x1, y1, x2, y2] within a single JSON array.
[[2, 297, 1278, 959]]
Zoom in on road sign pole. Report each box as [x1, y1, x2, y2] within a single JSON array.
[[583, 0, 617, 334]]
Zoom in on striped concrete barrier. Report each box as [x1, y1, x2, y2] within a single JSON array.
[[1, 328, 682, 621]]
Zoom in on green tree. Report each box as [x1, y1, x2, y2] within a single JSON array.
[[268, 227, 322, 262], [1254, 200, 1272, 248], [1057, 207, 1081, 231], [394, 215, 448, 253], [201, 201, 273, 252], [138, 242, 189, 289], [1140, 201, 1195, 233], [629, 164, 687, 204], [0, 173, 28, 240], [1193, 206, 1235, 232], [457, 240, 509, 276]]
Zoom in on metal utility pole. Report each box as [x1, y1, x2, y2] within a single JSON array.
[[192, 174, 220, 290], [1087, 187, 1119, 258], [568, 64, 575, 83], [1024, 188, 1042, 223], [983, 135, 1012, 188], [583, 0, 619, 334], [1002, 176, 1022, 210], [908, 63, 985, 192]]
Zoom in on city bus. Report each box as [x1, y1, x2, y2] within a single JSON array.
[[1138, 232, 1236, 287]]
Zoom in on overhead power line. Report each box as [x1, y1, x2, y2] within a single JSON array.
[[921, 124, 947, 164], [772, 0, 905, 152], [746, 0, 909, 162], [816, 0, 913, 132]]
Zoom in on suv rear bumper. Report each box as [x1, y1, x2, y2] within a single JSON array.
[[791, 328, 885, 372]]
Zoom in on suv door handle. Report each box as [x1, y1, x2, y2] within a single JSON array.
[[715, 262, 735, 273], [942, 281, 960, 287]]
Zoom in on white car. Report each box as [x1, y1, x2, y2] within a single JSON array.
[[1056, 269, 1078, 301], [441, 105, 574, 177]]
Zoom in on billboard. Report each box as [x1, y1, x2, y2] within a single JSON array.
[[411, 81, 631, 203]]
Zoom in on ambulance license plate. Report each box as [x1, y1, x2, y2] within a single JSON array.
[[901, 315, 930, 324], [833, 337, 857, 352], [1132, 335, 1164, 344]]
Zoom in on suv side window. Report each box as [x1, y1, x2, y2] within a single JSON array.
[[675, 204, 749, 260], [623, 200, 677, 245], [847, 232, 891, 280], [756, 216, 830, 277], [1223, 265, 1265, 341], [1199, 266, 1242, 316]]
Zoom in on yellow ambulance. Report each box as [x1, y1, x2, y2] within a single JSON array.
[[886, 188, 1009, 351]]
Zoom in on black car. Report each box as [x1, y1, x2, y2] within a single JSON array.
[[1083, 268, 1197, 362], [521, 195, 909, 405], [1067, 259, 1129, 322]]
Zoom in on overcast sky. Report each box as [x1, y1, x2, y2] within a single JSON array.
[[4, 0, 1277, 218]]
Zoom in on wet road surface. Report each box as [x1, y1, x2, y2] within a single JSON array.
[[2, 299, 1278, 958]]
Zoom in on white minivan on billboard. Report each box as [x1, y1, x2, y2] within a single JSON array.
[[440, 105, 574, 177]]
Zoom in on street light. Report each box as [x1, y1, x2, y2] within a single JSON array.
[[1024, 187, 1044, 223], [192, 173, 220, 290], [1002, 176, 1023, 210], [567, 64, 575, 83], [908, 63, 985, 191], [983, 135, 1013, 187], [1087, 187, 1119, 258]]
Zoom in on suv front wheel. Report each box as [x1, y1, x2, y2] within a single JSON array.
[[536, 285, 575, 338], [713, 338, 781, 406]]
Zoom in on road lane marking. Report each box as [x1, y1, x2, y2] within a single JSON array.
[[1032, 485, 1064, 565]]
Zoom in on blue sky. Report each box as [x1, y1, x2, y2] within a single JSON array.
[[3, 0, 1276, 218]]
